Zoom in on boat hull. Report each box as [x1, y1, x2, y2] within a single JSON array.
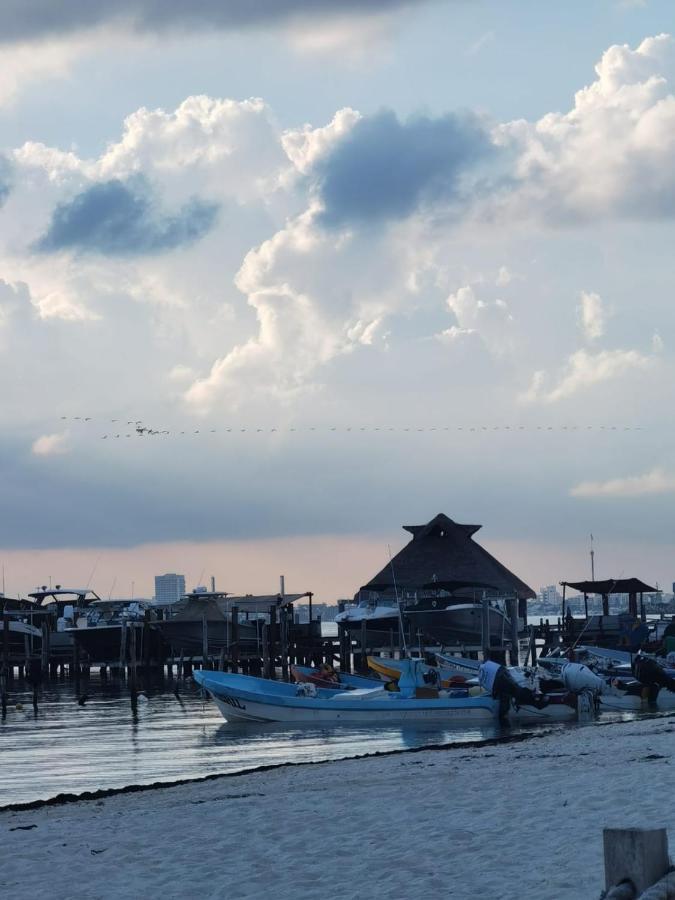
[[195, 671, 498, 724], [405, 604, 511, 645], [156, 619, 260, 655], [69, 624, 168, 663]]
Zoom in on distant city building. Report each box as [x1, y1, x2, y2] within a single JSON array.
[[154, 573, 185, 605], [538, 585, 562, 605]]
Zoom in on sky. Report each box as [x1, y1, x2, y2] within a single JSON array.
[[2, 0, 675, 601]]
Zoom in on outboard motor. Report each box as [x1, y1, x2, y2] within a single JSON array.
[[561, 662, 604, 695]]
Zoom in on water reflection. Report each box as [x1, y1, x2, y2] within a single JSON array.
[[0, 675, 646, 808]]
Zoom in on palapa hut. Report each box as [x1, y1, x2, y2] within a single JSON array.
[[360, 513, 535, 620]]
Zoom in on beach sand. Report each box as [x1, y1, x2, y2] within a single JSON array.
[[1, 714, 673, 900]]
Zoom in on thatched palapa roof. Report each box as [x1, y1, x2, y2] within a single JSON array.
[[361, 513, 535, 599]]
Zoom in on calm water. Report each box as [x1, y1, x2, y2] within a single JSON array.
[[0, 674, 520, 808]]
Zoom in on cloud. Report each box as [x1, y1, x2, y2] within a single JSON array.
[[0, 279, 31, 326], [313, 109, 495, 227], [571, 467, 675, 498], [498, 34, 675, 222], [35, 178, 219, 256], [495, 265, 512, 287], [441, 284, 513, 354], [31, 432, 70, 456], [578, 290, 605, 341], [0, 156, 12, 206], [522, 348, 652, 402], [466, 30, 495, 57], [0, 1, 423, 44]]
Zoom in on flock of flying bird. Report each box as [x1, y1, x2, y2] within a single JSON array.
[[56, 416, 646, 440]]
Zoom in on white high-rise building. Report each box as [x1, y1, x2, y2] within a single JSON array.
[[539, 584, 562, 605], [154, 573, 186, 605]]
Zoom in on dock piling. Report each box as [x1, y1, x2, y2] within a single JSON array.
[[603, 827, 669, 897]]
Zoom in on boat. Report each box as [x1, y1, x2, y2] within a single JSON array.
[[336, 587, 513, 648], [66, 600, 169, 664], [334, 597, 401, 645], [157, 588, 312, 657], [28, 587, 101, 659], [368, 654, 476, 687], [194, 658, 499, 724], [403, 584, 513, 646], [0, 617, 42, 657]]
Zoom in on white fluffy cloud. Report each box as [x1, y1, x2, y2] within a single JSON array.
[[32, 431, 70, 456], [571, 467, 675, 497], [522, 348, 652, 403], [498, 34, 675, 222], [578, 290, 606, 341], [438, 284, 513, 355]]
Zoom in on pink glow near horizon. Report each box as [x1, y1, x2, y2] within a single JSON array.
[[1, 533, 671, 602]]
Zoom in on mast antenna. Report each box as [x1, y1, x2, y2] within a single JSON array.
[[388, 544, 408, 657], [590, 534, 595, 582]]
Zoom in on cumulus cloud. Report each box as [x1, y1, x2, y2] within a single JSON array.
[[522, 348, 652, 403], [184, 207, 424, 410], [571, 467, 675, 498], [31, 432, 70, 456], [578, 290, 606, 341], [440, 284, 513, 354], [35, 178, 219, 256], [312, 109, 495, 227], [0, 0, 423, 44], [498, 34, 675, 222]]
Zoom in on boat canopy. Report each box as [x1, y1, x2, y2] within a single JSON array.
[[28, 588, 102, 606]]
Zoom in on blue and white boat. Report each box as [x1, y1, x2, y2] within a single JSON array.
[[193, 659, 498, 724]]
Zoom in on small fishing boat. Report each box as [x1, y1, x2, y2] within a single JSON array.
[[368, 655, 476, 687], [194, 659, 498, 724]]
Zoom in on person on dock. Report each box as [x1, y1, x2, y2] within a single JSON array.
[[479, 655, 547, 721]]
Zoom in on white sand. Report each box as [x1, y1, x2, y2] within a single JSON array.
[[1, 715, 673, 900]]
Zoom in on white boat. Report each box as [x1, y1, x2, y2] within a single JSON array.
[[194, 659, 498, 724]]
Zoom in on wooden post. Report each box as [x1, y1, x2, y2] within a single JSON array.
[[41, 622, 49, 676], [603, 828, 669, 895], [280, 609, 289, 681], [0, 614, 8, 718], [481, 594, 490, 659], [231, 606, 239, 668], [268, 605, 277, 680], [508, 597, 519, 666], [201, 612, 209, 670], [119, 619, 128, 675], [218, 647, 225, 671], [602, 593, 609, 616], [338, 623, 348, 673], [360, 619, 367, 673], [128, 624, 138, 702], [529, 625, 537, 665], [72, 639, 81, 690], [262, 623, 271, 679]]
